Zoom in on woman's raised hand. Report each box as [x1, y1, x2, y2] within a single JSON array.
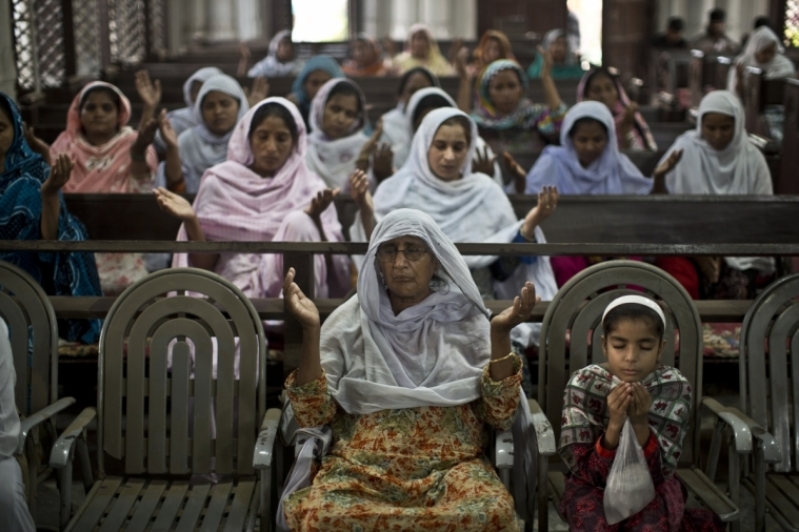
[[491, 281, 539, 333], [154, 187, 196, 222], [305, 188, 340, 220], [653, 149, 683, 179], [522, 185, 558, 238], [283, 267, 321, 330], [42, 154, 73, 195], [246, 77, 270, 107], [158, 110, 179, 149], [472, 146, 496, 176], [349, 169, 374, 212], [135, 70, 162, 109]]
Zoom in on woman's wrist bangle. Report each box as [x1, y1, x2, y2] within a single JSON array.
[[489, 352, 516, 365]]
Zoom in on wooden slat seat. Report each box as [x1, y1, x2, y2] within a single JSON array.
[[741, 473, 799, 531]]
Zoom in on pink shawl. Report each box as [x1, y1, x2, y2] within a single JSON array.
[[173, 97, 347, 285], [52, 82, 157, 193]]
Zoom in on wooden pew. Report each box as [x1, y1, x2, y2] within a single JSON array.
[[778, 79, 799, 194], [687, 51, 733, 112], [743, 68, 786, 137], [61, 193, 799, 245]]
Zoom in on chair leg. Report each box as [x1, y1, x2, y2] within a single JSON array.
[[59, 460, 73, 530], [754, 447, 766, 532], [706, 420, 725, 482], [77, 435, 93, 491], [537, 456, 549, 532], [728, 433, 741, 532], [24, 434, 38, 520]]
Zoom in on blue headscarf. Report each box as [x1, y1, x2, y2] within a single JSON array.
[[291, 55, 344, 129], [0, 92, 102, 343]]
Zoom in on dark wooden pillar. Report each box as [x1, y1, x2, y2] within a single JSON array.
[[61, 0, 77, 79], [602, 0, 656, 80]]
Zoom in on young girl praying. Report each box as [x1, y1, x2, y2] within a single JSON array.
[[559, 295, 723, 532]]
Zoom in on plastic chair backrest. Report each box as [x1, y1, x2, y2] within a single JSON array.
[[740, 273, 799, 473], [538, 260, 702, 467], [0, 260, 58, 415], [98, 268, 267, 477]]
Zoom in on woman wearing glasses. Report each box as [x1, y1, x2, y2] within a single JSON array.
[[349, 108, 559, 387], [280, 209, 534, 531]]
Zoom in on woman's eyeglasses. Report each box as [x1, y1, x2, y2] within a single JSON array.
[[376, 244, 428, 263]]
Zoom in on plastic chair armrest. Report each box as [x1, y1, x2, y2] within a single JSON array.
[[49, 407, 96, 469], [17, 397, 76, 456], [702, 397, 753, 453], [253, 408, 282, 470], [529, 398, 557, 456]]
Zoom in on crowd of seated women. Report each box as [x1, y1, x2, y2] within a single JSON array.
[[1, 19, 796, 531]]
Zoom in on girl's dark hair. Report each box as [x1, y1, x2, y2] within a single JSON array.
[[437, 115, 472, 146], [79, 86, 121, 113], [248, 102, 299, 145], [412, 94, 453, 128], [582, 68, 616, 97], [397, 67, 438, 95], [602, 303, 665, 341], [327, 81, 364, 115], [568, 117, 608, 138]]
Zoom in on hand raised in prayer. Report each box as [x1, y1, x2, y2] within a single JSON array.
[[605, 384, 632, 445], [246, 77, 270, 107], [304, 188, 340, 221], [448, 38, 464, 64], [628, 382, 652, 426], [621, 102, 639, 127], [41, 154, 73, 196], [154, 187, 196, 222], [455, 45, 470, 79], [502, 152, 526, 180], [135, 70, 162, 109], [538, 46, 554, 76], [372, 143, 394, 182], [284, 267, 321, 330], [522, 186, 558, 238], [24, 123, 51, 163], [696, 256, 721, 284], [653, 149, 683, 179], [472, 146, 497, 176], [491, 281, 539, 334], [239, 41, 252, 61], [158, 109, 179, 149], [349, 170, 373, 213], [357, 119, 384, 163], [136, 116, 160, 148]]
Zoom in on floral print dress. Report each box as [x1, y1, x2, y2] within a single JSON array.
[[283, 356, 524, 532]]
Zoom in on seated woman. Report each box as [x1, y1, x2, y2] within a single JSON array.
[[379, 67, 440, 166], [517, 102, 681, 286], [288, 55, 344, 132], [560, 295, 724, 532], [523, 101, 680, 195], [240, 29, 303, 78], [457, 57, 567, 152], [655, 91, 774, 300], [465, 30, 516, 79], [401, 86, 503, 187], [49, 80, 159, 295], [728, 26, 796, 100], [157, 74, 249, 194], [280, 208, 532, 532], [0, 319, 36, 532], [351, 108, 558, 391], [342, 34, 391, 76], [527, 29, 584, 80], [156, 97, 351, 303], [305, 79, 370, 190], [392, 24, 455, 76], [0, 92, 101, 343], [165, 67, 223, 138], [578, 68, 657, 152]]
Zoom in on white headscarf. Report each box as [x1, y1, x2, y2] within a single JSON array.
[[661, 90, 774, 273], [525, 101, 653, 195], [166, 67, 224, 135], [305, 78, 370, 189], [322, 209, 490, 414], [0, 319, 20, 460], [176, 74, 250, 192], [728, 26, 796, 91], [352, 107, 558, 345], [247, 30, 302, 77]]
